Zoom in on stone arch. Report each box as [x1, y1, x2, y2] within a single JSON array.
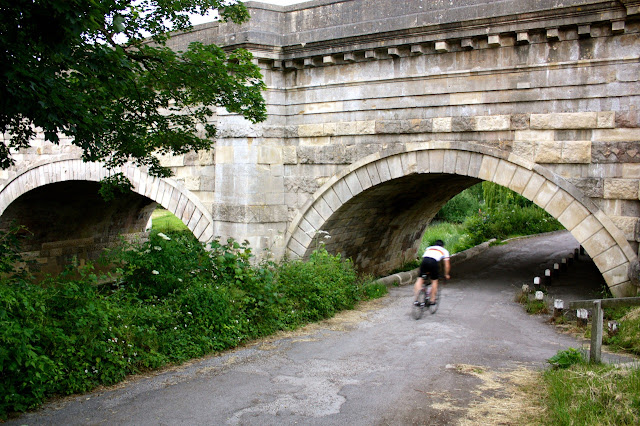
[[0, 159, 214, 242], [285, 142, 637, 297]]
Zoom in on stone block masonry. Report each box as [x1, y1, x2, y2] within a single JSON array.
[[1, 0, 640, 295]]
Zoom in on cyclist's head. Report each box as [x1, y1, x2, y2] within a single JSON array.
[[434, 239, 444, 247]]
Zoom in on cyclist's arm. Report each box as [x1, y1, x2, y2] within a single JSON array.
[[443, 258, 451, 279]]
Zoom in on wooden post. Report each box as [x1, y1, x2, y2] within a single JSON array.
[[574, 247, 580, 260], [569, 297, 640, 364], [553, 263, 560, 277], [533, 276, 541, 291], [561, 258, 568, 272], [544, 269, 551, 286], [590, 300, 603, 363]]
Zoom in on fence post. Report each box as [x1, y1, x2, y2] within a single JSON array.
[[590, 300, 603, 363]]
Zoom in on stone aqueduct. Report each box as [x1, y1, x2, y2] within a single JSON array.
[[1, 0, 639, 296]]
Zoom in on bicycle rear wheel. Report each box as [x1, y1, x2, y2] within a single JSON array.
[[412, 288, 426, 320]]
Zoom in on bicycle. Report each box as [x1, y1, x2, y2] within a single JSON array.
[[412, 274, 441, 319]]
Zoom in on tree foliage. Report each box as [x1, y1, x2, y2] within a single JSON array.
[[0, 0, 266, 181]]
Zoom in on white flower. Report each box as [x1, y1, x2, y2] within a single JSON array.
[[154, 246, 162, 251], [157, 232, 171, 241], [152, 270, 159, 275]]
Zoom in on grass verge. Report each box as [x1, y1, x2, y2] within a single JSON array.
[[151, 208, 189, 233], [540, 362, 640, 425]]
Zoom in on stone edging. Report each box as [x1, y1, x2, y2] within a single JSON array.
[[374, 238, 497, 288]]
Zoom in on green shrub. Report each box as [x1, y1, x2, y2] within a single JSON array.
[[105, 230, 207, 299], [276, 247, 359, 325], [0, 225, 31, 277], [420, 222, 468, 255], [459, 206, 563, 249], [435, 189, 481, 223], [0, 281, 55, 413], [1, 232, 386, 418]]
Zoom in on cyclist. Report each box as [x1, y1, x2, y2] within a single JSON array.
[[413, 240, 451, 306]]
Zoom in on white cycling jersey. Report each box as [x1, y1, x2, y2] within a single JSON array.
[[422, 245, 450, 262]]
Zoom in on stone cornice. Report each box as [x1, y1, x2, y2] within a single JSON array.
[[166, 0, 636, 69], [619, 0, 640, 14]]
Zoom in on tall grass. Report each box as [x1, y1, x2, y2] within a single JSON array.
[[151, 208, 189, 233], [541, 363, 640, 425], [420, 222, 467, 255], [604, 307, 640, 356]]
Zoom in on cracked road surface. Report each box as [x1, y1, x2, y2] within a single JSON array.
[[11, 231, 611, 425]]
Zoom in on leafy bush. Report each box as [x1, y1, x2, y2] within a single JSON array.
[[420, 221, 467, 255], [547, 348, 585, 369], [482, 181, 533, 210], [276, 247, 361, 325], [105, 230, 207, 299], [0, 232, 385, 419], [435, 189, 481, 223], [456, 206, 563, 251], [0, 225, 31, 276]]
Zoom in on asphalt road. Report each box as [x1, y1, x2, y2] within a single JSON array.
[[10, 231, 617, 425]]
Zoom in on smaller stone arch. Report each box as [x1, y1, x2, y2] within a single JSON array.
[[0, 159, 214, 242], [285, 142, 638, 297]]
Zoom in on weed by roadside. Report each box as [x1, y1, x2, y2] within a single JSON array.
[[514, 287, 550, 315]]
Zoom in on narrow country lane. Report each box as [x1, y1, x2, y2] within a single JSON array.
[[10, 231, 612, 425]]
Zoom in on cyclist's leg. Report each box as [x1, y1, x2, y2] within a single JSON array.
[[413, 275, 424, 303], [429, 279, 438, 304], [421, 257, 439, 305], [414, 257, 430, 302]]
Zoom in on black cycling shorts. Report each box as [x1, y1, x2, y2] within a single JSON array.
[[419, 257, 439, 280]]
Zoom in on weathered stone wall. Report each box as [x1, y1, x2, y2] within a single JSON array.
[[1, 0, 639, 294]]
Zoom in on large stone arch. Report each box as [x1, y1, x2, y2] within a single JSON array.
[[285, 142, 637, 297], [0, 159, 214, 243]]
